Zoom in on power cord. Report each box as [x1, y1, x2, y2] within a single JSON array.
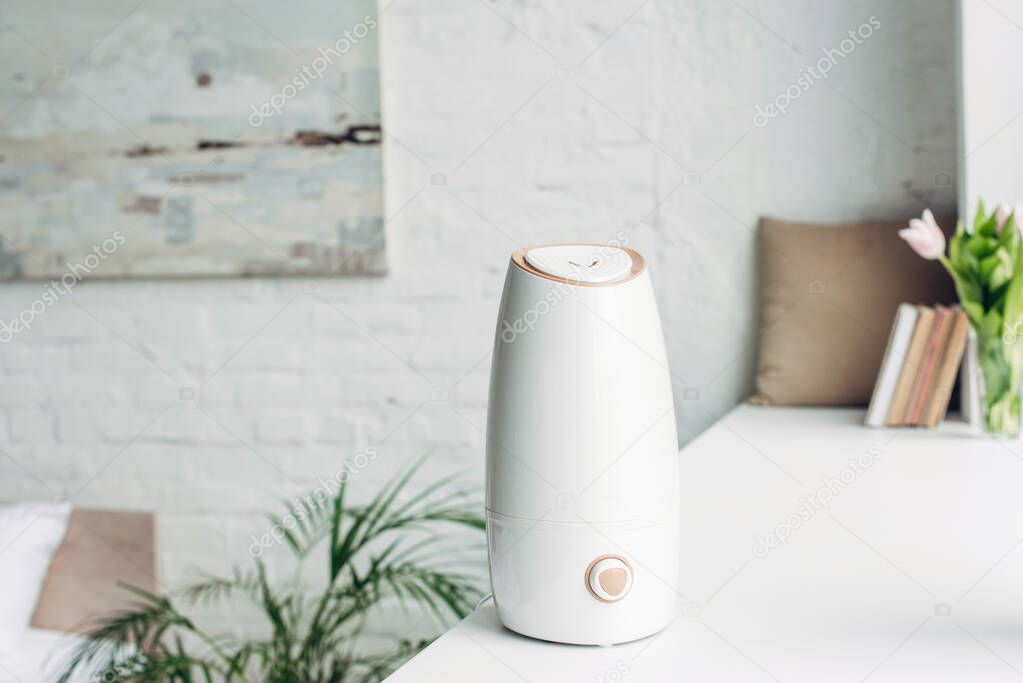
[[473, 593, 493, 611]]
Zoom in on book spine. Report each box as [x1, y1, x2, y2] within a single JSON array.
[[886, 306, 934, 426], [923, 309, 969, 427], [866, 304, 917, 427], [905, 307, 951, 425]]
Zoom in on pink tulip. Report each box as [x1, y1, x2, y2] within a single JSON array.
[[997, 203, 1012, 232], [899, 209, 945, 260]]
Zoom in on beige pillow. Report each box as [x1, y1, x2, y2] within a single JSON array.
[[751, 216, 956, 406]]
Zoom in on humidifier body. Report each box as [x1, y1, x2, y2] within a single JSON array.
[[485, 244, 680, 646]]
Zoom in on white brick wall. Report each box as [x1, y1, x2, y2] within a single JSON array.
[[0, 0, 955, 644]]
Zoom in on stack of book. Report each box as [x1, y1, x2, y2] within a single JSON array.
[[865, 304, 970, 428]]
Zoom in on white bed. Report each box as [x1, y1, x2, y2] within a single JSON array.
[[0, 509, 155, 683], [0, 628, 91, 683]]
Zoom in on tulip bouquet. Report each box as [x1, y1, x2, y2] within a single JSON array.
[[900, 201, 1023, 435]]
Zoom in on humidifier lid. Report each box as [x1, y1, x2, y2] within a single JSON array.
[[523, 245, 634, 284]]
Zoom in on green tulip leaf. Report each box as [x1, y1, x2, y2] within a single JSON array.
[[974, 199, 987, 232], [980, 252, 1001, 281], [999, 215, 1018, 249], [981, 307, 1003, 340], [990, 286, 1008, 315], [963, 300, 985, 325], [981, 248, 1014, 291], [968, 235, 998, 259], [949, 231, 963, 267], [953, 268, 983, 306], [1003, 241, 1023, 336]]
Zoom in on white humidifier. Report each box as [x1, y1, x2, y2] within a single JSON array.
[[485, 243, 680, 646]]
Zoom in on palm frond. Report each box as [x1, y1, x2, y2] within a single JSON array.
[[178, 569, 261, 605], [55, 587, 209, 683]]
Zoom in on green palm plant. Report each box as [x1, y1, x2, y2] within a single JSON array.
[[56, 459, 485, 683]]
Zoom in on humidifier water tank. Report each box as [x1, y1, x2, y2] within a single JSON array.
[[485, 244, 680, 646]]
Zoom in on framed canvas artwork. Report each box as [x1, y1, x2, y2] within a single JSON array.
[[0, 0, 385, 279]]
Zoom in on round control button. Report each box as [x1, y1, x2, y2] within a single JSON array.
[[585, 555, 633, 602]]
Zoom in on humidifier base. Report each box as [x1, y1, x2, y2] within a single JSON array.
[[487, 511, 680, 646]]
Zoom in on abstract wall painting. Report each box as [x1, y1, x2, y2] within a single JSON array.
[[0, 0, 385, 279]]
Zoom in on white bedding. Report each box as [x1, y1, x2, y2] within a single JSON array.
[[0, 502, 71, 654], [0, 628, 90, 683]]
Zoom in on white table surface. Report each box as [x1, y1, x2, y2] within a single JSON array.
[[388, 405, 1023, 682]]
